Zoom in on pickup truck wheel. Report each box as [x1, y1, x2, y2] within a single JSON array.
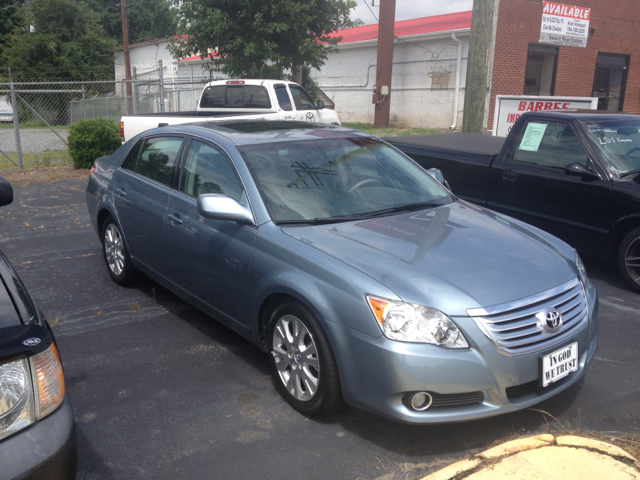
[[102, 216, 136, 286], [268, 301, 343, 416], [618, 227, 640, 293]]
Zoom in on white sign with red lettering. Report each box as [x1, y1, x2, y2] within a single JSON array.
[[540, 1, 591, 47], [492, 95, 598, 137]]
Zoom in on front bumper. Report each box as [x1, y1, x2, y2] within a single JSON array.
[[0, 396, 77, 480], [326, 282, 599, 424]]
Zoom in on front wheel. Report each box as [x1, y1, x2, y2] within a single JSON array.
[[102, 216, 136, 286], [268, 301, 343, 416], [617, 227, 640, 293]]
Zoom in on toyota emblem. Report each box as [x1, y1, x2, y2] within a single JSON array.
[[536, 308, 563, 333], [23, 337, 41, 346], [306, 112, 315, 122]]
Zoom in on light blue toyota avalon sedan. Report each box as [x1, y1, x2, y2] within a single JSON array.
[[86, 120, 598, 424]]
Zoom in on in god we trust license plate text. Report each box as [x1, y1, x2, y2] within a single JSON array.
[[541, 342, 578, 387]]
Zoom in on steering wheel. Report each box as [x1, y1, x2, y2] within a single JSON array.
[[623, 147, 640, 158], [348, 178, 382, 193]]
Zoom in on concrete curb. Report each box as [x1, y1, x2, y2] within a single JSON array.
[[420, 434, 639, 480]]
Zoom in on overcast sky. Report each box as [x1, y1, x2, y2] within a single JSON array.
[[350, 0, 473, 25]]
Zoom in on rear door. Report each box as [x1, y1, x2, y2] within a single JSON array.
[[163, 138, 257, 332], [273, 83, 295, 120], [488, 118, 612, 253], [113, 135, 185, 274]]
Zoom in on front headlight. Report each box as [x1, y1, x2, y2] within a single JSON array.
[[366, 296, 469, 348], [0, 343, 65, 441], [574, 250, 588, 286]]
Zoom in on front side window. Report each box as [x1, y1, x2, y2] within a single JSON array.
[[200, 85, 272, 109], [288, 85, 316, 111], [238, 137, 452, 223], [129, 137, 184, 186], [582, 119, 640, 176], [513, 120, 588, 169], [179, 140, 243, 202], [524, 44, 558, 96]]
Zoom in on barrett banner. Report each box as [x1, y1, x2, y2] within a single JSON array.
[[540, 1, 591, 48]]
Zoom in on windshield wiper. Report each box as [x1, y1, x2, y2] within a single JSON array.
[[357, 202, 442, 219], [276, 216, 358, 226], [619, 168, 640, 178]]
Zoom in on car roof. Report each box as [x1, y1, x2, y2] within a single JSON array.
[[159, 120, 372, 146], [520, 110, 639, 122]]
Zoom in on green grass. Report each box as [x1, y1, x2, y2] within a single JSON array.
[[341, 122, 445, 137], [0, 149, 72, 170], [0, 122, 72, 130]]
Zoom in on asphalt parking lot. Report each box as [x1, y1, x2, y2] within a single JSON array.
[[1, 177, 639, 480]]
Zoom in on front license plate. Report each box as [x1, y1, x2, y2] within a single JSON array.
[[541, 342, 578, 387]]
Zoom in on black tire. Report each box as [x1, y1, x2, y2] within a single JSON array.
[[101, 215, 137, 286], [268, 300, 344, 416], [617, 226, 640, 293]]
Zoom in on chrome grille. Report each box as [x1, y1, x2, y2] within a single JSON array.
[[467, 278, 588, 357]]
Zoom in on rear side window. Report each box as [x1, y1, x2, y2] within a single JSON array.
[[200, 85, 272, 109], [128, 136, 184, 186], [274, 84, 293, 111]]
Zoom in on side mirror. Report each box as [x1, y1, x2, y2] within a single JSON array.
[[0, 177, 13, 207], [197, 194, 255, 225], [427, 168, 452, 191], [565, 162, 599, 179], [316, 100, 325, 110]]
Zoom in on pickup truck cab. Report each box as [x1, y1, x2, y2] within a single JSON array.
[[388, 111, 640, 292], [120, 79, 341, 141]]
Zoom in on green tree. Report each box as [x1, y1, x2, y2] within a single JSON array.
[[87, 0, 177, 45], [0, 0, 116, 81], [168, 0, 360, 79], [0, 0, 25, 51]]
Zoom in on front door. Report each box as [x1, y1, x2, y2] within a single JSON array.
[[164, 138, 257, 331], [288, 84, 319, 123], [488, 119, 611, 255], [592, 53, 630, 112]]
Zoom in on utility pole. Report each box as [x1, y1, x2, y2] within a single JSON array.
[[462, 0, 494, 133], [373, 0, 396, 128], [120, 0, 133, 114]]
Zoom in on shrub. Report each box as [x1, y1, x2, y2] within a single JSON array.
[[68, 118, 121, 169]]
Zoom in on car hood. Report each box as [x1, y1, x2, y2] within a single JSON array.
[[282, 202, 577, 316]]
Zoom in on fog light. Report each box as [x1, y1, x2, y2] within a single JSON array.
[[410, 392, 433, 411]]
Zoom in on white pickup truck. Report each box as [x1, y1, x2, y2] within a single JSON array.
[[119, 79, 341, 141]]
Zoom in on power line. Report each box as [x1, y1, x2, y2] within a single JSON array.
[[0, 0, 48, 11]]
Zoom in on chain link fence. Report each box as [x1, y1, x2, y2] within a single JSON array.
[[0, 74, 208, 170]]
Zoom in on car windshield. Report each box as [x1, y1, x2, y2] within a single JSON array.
[[238, 136, 452, 224], [582, 119, 640, 176]]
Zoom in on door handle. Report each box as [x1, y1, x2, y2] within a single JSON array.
[[167, 213, 182, 225], [502, 171, 517, 182], [115, 188, 126, 197]]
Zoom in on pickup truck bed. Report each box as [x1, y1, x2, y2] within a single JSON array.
[[387, 133, 506, 205]]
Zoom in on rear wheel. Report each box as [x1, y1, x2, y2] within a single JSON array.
[[268, 301, 343, 416], [102, 216, 136, 286], [617, 227, 640, 293]]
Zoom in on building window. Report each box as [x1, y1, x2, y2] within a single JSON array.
[[523, 44, 558, 96], [431, 72, 450, 90]]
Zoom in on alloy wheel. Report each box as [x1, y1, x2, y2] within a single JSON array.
[[104, 224, 125, 277], [625, 236, 640, 286], [271, 314, 320, 402]]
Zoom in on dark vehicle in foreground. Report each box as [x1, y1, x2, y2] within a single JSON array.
[[86, 121, 598, 424], [387, 111, 640, 292], [0, 178, 77, 480]]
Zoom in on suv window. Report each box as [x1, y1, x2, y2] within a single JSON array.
[[200, 85, 272, 109], [274, 84, 293, 111], [129, 137, 184, 186], [179, 140, 243, 202], [288, 85, 316, 111], [513, 120, 588, 169]]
